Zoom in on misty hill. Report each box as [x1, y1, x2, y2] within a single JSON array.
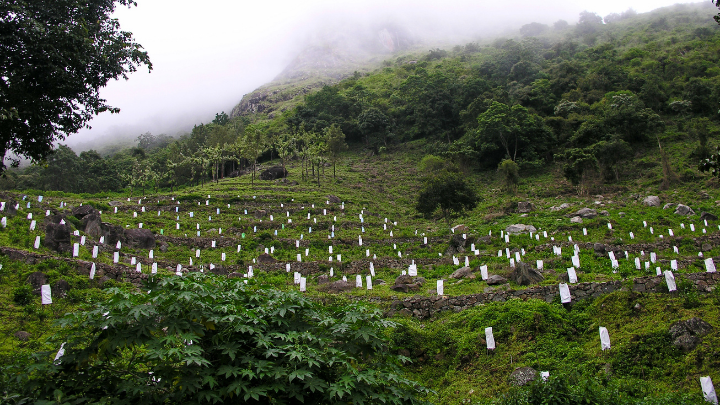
[[229, 21, 418, 119]]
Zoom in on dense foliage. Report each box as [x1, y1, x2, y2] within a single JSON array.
[[4, 273, 430, 404], [0, 0, 151, 171]]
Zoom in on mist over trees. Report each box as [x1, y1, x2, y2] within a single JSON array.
[[3, 3, 720, 195]]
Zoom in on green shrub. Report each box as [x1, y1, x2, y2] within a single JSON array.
[[12, 285, 34, 306]]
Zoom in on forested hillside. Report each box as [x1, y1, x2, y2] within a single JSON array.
[[3, 2, 720, 194]]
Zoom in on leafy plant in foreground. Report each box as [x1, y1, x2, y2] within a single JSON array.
[[8, 273, 431, 404]]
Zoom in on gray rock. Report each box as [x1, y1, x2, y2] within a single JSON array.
[[256, 253, 276, 264], [327, 195, 342, 204], [449, 266, 474, 279], [643, 196, 661, 207], [44, 222, 72, 253], [570, 216, 583, 223], [375, 279, 386, 285], [669, 317, 713, 352], [254, 210, 266, 219], [123, 228, 156, 249], [486, 275, 507, 285], [26, 271, 48, 295], [663, 203, 676, 210], [593, 243, 607, 254], [319, 280, 354, 293], [550, 203, 571, 211], [452, 224, 469, 233], [413, 277, 426, 285], [674, 204, 695, 216], [316, 274, 329, 284], [505, 224, 537, 235], [702, 243, 712, 252], [446, 233, 472, 255], [509, 367, 537, 386], [510, 263, 544, 286], [571, 208, 597, 219], [71, 205, 99, 220], [259, 166, 288, 181], [51, 279, 71, 298], [518, 201, 535, 213], [394, 275, 414, 285], [82, 213, 103, 238], [14, 331, 31, 341], [600, 210, 609, 216], [701, 212, 718, 221]]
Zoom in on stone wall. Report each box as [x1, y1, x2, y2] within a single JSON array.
[[387, 272, 720, 319]]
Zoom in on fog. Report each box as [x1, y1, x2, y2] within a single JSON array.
[[66, 0, 699, 152]]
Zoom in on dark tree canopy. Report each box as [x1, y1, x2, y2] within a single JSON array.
[[416, 171, 478, 228], [0, 0, 152, 170]]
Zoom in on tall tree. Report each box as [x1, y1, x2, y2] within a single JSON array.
[[0, 0, 151, 171], [416, 171, 478, 230], [324, 124, 348, 179]]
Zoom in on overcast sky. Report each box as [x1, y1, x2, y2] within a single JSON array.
[[68, 0, 700, 150]]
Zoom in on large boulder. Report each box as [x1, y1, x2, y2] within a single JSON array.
[[51, 279, 71, 298], [123, 229, 156, 249], [254, 210, 266, 219], [318, 280, 354, 294], [390, 275, 422, 293], [570, 208, 597, 219], [669, 317, 713, 352], [449, 266, 474, 279], [510, 262, 544, 286], [446, 233, 471, 255], [451, 224, 469, 233], [259, 166, 288, 180], [26, 272, 48, 295], [505, 224, 537, 235], [45, 222, 72, 253], [701, 212, 718, 222], [486, 275, 507, 285], [509, 367, 537, 386], [642, 196, 661, 207], [674, 204, 696, 216], [2, 198, 18, 216], [550, 203, 571, 211], [518, 201, 535, 213], [257, 253, 276, 264], [327, 195, 342, 204], [101, 222, 124, 245], [82, 213, 103, 237], [71, 205, 99, 220]]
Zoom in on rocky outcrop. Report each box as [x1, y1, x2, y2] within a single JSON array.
[[449, 266, 474, 279], [26, 271, 48, 295], [45, 222, 72, 253], [509, 367, 537, 386], [123, 229, 156, 249], [518, 202, 535, 213], [570, 208, 597, 219], [259, 166, 288, 181], [669, 317, 713, 352], [71, 205, 99, 220], [319, 280, 355, 293], [505, 224, 537, 235], [257, 254, 277, 264], [675, 204, 695, 216], [701, 212, 718, 221], [486, 275, 507, 285], [509, 263, 544, 286], [643, 196, 661, 207]]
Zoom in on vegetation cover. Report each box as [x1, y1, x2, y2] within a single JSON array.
[[2, 3, 720, 405]]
